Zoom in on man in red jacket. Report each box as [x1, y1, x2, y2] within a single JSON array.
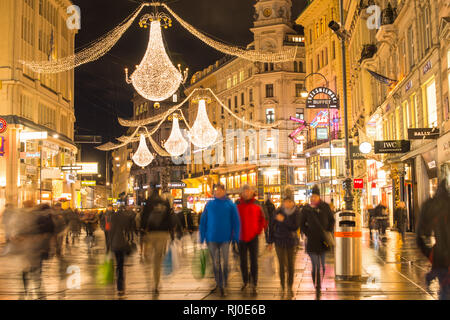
[[236, 185, 267, 295]]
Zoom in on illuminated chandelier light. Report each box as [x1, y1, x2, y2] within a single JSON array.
[[132, 134, 154, 168], [20, 3, 149, 74], [164, 115, 189, 156], [161, 3, 297, 63], [125, 14, 188, 102], [189, 99, 218, 149]]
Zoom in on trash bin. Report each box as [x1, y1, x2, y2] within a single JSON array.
[[334, 210, 362, 281]]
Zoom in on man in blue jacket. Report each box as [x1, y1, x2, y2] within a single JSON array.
[[199, 184, 240, 297]]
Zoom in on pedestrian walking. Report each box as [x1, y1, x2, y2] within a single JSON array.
[[417, 179, 450, 300], [100, 205, 114, 252], [374, 202, 388, 239], [267, 187, 301, 298], [235, 185, 267, 295], [264, 194, 276, 243], [199, 184, 240, 297], [108, 205, 133, 296], [141, 188, 174, 295], [300, 185, 335, 298], [368, 205, 376, 238], [394, 201, 407, 242]]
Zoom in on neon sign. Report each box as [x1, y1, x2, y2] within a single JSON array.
[[0, 137, 5, 156], [289, 116, 307, 144]]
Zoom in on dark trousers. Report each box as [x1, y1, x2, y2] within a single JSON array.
[[114, 251, 125, 292], [104, 231, 110, 252], [239, 237, 259, 286], [308, 252, 326, 290], [275, 245, 296, 289]]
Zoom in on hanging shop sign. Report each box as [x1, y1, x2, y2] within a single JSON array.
[[350, 145, 366, 160], [306, 87, 339, 109], [76, 163, 98, 175], [354, 179, 364, 189], [81, 180, 96, 186], [407, 128, 440, 140], [437, 131, 450, 165], [316, 127, 328, 140], [374, 140, 410, 154], [0, 118, 7, 134], [155, 182, 187, 189], [0, 137, 5, 156], [423, 60, 432, 75], [289, 116, 307, 144]]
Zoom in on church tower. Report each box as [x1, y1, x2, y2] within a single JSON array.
[[251, 0, 296, 52]]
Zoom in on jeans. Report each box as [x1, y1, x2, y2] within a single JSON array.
[[308, 252, 326, 290], [207, 242, 230, 289], [114, 251, 125, 292], [239, 237, 259, 286], [144, 232, 170, 290], [275, 245, 296, 289]]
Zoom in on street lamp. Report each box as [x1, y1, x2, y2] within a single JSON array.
[[329, 0, 353, 210], [300, 72, 335, 204]]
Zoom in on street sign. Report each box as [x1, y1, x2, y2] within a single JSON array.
[[374, 140, 410, 154], [306, 87, 339, 109], [407, 128, 440, 140], [0, 118, 7, 133], [354, 179, 364, 189]]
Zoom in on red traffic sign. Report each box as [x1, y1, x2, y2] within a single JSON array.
[[0, 118, 7, 134], [354, 179, 364, 189]]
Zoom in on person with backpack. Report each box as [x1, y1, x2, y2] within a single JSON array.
[[267, 187, 301, 298], [199, 184, 240, 297], [300, 185, 335, 299], [235, 185, 267, 295], [417, 179, 450, 300], [141, 188, 174, 295]]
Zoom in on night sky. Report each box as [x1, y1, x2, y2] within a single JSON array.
[[72, 0, 307, 178]]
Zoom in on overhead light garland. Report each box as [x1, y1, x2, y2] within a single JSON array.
[[132, 134, 154, 168], [125, 13, 188, 101], [164, 115, 189, 156], [188, 99, 218, 149]]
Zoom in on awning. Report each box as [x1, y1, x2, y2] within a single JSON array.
[[400, 141, 437, 161]]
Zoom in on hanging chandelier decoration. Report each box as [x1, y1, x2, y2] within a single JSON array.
[[132, 134, 154, 168], [125, 13, 188, 102], [164, 114, 189, 156], [188, 98, 218, 149]]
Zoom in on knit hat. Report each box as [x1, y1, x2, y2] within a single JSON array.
[[311, 185, 320, 196], [283, 187, 295, 201]]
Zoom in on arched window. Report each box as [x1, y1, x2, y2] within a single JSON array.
[[299, 61, 304, 72]]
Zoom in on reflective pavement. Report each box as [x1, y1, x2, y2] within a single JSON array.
[[0, 228, 439, 300]]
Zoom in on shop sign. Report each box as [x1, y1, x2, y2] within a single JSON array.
[[173, 199, 182, 204], [316, 127, 328, 140], [318, 147, 346, 157], [155, 182, 186, 188], [61, 165, 83, 171], [354, 179, 364, 189], [43, 141, 59, 152], [306, 87, 339, 109], [0, 118, 7, 134], [350, 145, 366, 160], [184, 187, 201, 194], [76, 163, 98, 174], [81, 180, 96, 186], [20, 152, 40, 159], [0, 136, 5, 156], [368, 162, 378, 182], [20, 131, 48, 141], [408, 128, 440, 140], [423, 60, 432, 75], [374, 140, 410, 154]]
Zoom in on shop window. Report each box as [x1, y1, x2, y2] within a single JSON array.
[[295, 108, 304, 120], [249, 172, 256, 186], [265, 108, 275, 124]]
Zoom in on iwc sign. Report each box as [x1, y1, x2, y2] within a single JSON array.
[[374, 140, 411, 154], [306, 87, 339, 109]]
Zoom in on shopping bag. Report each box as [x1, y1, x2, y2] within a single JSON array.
[[192, 248, 210, 280], [96, 254, 114, 286], [261, 251, 276, 277], [163, 245, 174, 276]]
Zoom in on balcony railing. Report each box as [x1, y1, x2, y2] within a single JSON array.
[[305, 130, 342, 150]]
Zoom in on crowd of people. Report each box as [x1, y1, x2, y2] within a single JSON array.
[[0, 178, 448, 300]]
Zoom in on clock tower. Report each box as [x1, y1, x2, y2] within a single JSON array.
[[251, 0, 296, 52]]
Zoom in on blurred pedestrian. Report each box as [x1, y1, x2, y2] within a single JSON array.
[[108, 205, 133, 296], [51, 202, 68, 257], [100, 205, 114, 252], [1, 203, 17, 244], [141, 188, 174, 295], [368, 205, 376, 238], [394, 201, 407, 242], [235, 185, 267, 295], [417, 179, 450, 300], [300, 185, 335, 298], [374, 202, 388, 239], [267, 187, 301, 298], [264, 194, 276, 243], [199, 184, 240, 297]]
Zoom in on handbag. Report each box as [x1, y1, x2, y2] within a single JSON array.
[[96, 253, 114, 286], [311, 210, 335, 248]]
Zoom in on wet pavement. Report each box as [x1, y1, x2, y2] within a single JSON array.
[[0, 227, 440, 300]]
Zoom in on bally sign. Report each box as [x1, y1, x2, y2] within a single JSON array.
[[374, 140, 411, 154], [408, 128, 439, 140], [306, 87, 339, 109]]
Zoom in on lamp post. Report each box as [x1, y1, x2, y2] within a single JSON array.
[[300, 72, 334, 204]]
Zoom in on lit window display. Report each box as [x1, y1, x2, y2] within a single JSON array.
[[228, 176, 234, 189], [235, 175, 241, 189], [241, 174, 248, 186], [249, 172, 256, 186], [264, 169, 280, 185]]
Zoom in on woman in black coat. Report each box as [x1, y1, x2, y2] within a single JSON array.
[[300, 186, 335, 297]]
